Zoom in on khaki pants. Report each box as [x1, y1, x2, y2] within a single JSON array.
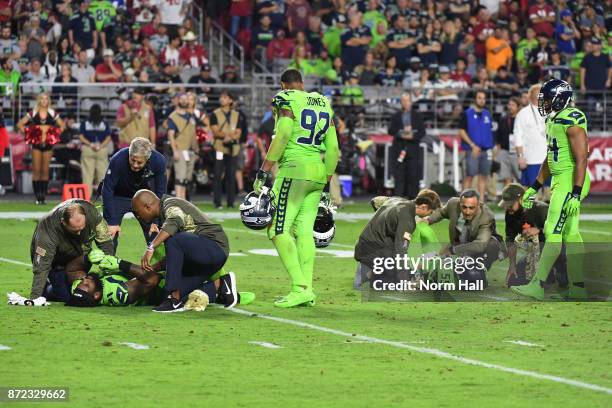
[[81, 145, 109, 189], [174, 150, 196, 185]]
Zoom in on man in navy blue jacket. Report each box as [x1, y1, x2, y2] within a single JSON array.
[[101, 137, 166, 249]]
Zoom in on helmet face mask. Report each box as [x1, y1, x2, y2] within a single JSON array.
[[240, 190, 276, 230], [313, 202, 336, 248]]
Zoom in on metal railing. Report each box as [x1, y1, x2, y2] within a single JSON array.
[[207, 21, 245, 79]]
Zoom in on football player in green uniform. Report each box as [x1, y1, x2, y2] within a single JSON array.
[[511, 79, 590, 300], [253, 69, 340, 307]]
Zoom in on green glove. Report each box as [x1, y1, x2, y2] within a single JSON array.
[[521, 187, 538, 209], [88, 264, 104, 276], [253, 169, 272, 194], [88, 249, 105, 264], [562, 193, 581, 217], [99, 255, 121, 273]]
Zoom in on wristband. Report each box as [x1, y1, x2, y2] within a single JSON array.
[[531, 180, 543, 192], [119, 260, 132, 274], [572, 185, 582, 196]]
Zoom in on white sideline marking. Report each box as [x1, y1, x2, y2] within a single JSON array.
[[0, 344, 11, 351], [119, 342, 149, 350], [229, 252, 247, 257], [506, 340, 545, 348], [0, 257, 31, 267], [228, 307, 612, 395], [249, 341, 282, 349], [581, 228, 612, 236]]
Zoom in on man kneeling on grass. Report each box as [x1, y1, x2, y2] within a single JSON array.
[[132, 189, 253, 312]]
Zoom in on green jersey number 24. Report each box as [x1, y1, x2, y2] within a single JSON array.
[[298, 109, 330, 146]]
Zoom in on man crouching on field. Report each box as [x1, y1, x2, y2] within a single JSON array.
[[29, 199, 114, 302]]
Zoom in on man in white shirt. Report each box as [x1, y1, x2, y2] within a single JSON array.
[[513, 84, 548, 188], [157, 0, 192, 35]]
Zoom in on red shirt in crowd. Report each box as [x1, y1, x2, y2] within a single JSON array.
[[471, 21, 496, 59], [451, 71, 472, 86], [95, 62, 123, 82], [179, 44, 209, 69], [529, 3, 555, 37], [230, 0, 252, 17], [267, 38, 295, 60]]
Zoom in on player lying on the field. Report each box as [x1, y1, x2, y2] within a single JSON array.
[[498, 183, 568, 288], [65, 249, 255, 309], [131, 189, 241, 312], [252, 68, 340, 308], [423, 189, 506, 288], [28, 199, 114, 302], [511, 79, 590, 301], [353, 189, 442, 289]]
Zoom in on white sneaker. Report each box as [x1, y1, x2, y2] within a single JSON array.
[[184, 290, 210, 312]]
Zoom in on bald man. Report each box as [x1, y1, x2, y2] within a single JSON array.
[[29, 199, 114, 300], [131, 189, 239, 312]]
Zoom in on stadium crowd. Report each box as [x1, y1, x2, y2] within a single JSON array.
[[0, 0, 611, 203]]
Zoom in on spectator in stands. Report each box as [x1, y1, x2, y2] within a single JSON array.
[[305, 16, 324, 56], [493, 66, 519, 95], [0, 57, 20, 97], [256, 0, 286, 30], [43, 51, 59, 80], [417, 22, 441, 68], [1, 24, 20, 60], [433, 65, 465, 101], [179, 31, 208, 70], [72, 49, 95, 83], [340, 12, 371, 71], [56, 38, 72, 64], [485, 27, 513, 75], [459, 90, 494, 202], [402, 56, 422, 89], [451, 57, 471, 86], [68, 0, 98, 55], [439, 19, 468, 68], [160, 35, 182, 81], [294, 31, 313, 57], [17, 93, 65, 204], [471, 7, 495, 63], [116, 88, 156, 148], [22, 57, 48, 95], [95, 49, 123, 83], [52, 63, 77, 117], [555, 9, 580, 60], [411, 67, 433, 102], [150, 23, 169, 55], [388, 93, 425, 199], [166, 93, 199, 200], [22, 15, 46, 61], [188, 64, 218, 96], [513, 84, 547, 188], [79, 103, 111, 193], [528, 0, 555, 38], [516, 27, 537, 71], [544, 51, 571, 83], [355, 50, 378, 86], [158, 0, 191, 37], [252, 15, 275, 64], [266, 28, 294, 67], [0, 0, 11, 26], [221, 65, 241, 84], [115, 39, 136, 70], [472, 67, 494, 90], [341, 72, 365, 106], [210, 91, 241, 209], [287, 0, 313, 35], [515, 68, 530, 91], [528, 32, 552, 83], [579, 3, 605, 30], [495, 96, 521, 187], [375, 55, 402, 87], [580, 37, 612, 94], [229, 0, 253, 38], [386, 15, 414, 72]]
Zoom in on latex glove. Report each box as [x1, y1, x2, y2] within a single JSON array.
[[88, 248, 105, 264]]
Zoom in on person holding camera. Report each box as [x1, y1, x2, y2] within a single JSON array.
[[210, 91, 242, 209]]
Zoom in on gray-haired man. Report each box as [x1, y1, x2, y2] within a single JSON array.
[[101, 137, 167, 249]]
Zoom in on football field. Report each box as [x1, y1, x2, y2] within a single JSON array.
[[0, 201, 611, 407]]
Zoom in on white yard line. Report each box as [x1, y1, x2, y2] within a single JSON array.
[[505, 340, 545, 347], [580, 228, 612, 236], [0, 344, 11, 351], [0, 257, 31, 267], [118, 342, 150, 350], [228, 307, 612, 395], [248, 341, 283, 349]]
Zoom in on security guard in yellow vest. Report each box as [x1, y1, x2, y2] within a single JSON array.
[[167, 93, 200, 199], [209, 91, 242, 209], [116, 88, 156, 147]]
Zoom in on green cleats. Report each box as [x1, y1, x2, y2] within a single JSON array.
[[550, 286, 588, 301], [511, 280, 545, 301], [238, 291, 256, 305], [274, 289, 315, 308]]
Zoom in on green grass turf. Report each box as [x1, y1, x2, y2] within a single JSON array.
[[0, 203, 611, 407]]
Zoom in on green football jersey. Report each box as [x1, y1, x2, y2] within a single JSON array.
[[101, 275, 130, 306], [89, 0, 116, 31], [271, 89, 335, 184], [545, 107, 587, 176]]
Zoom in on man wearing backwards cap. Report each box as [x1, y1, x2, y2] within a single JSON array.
[[498, 183, 567, 288]]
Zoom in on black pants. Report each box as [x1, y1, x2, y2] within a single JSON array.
[[165, 232, 228, 296], [213, 153, 237, 207], [393, 146, 421, 199]]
